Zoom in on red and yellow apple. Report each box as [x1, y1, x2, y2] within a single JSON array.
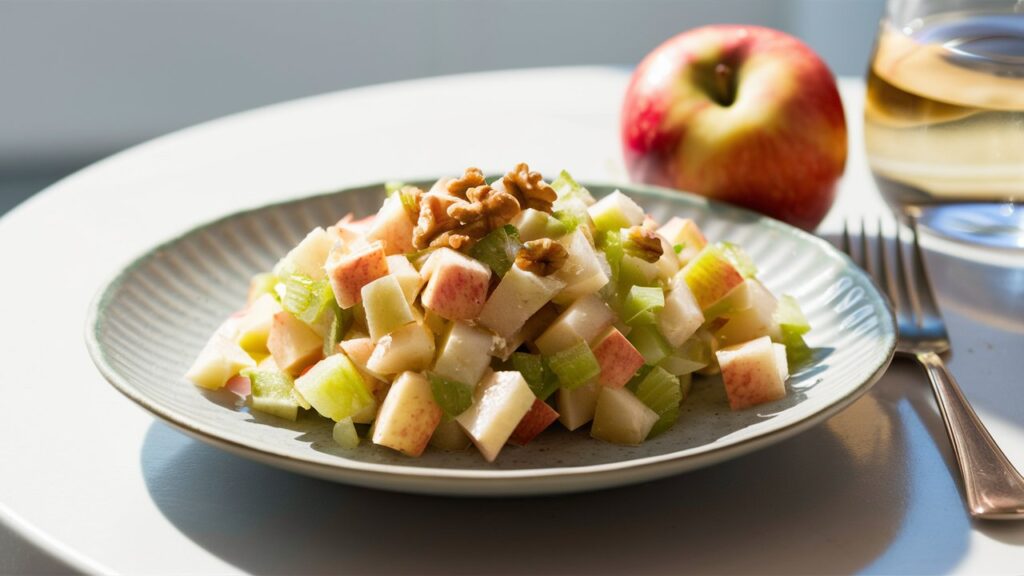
[[621, 25, 846, 230]]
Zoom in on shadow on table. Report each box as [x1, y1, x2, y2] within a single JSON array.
[[139, 364, 977, 575]]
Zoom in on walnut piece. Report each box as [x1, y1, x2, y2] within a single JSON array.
[[625, 226, 664, 263], [448, 185, 521, 230], [515, 238, 568, 276], [446, 167, 486, 200], [502, 162, 557, 213], [412, 192, 461, 249]]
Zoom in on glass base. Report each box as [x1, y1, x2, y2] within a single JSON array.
[[916, 203, 1024, 250]]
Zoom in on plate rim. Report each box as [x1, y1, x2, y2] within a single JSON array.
[[84, 179, 897, 495]]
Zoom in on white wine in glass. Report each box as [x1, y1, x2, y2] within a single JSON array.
[[864, 3, 1024, 248]]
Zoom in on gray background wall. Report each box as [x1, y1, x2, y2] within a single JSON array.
[[0, 0, 884, 212]]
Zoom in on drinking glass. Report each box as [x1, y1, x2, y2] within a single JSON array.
[[864, 0, 1024, 248]]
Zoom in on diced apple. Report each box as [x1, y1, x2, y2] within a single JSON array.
[[715, 280, 781, 346], [512, 208, 565, 242], [326, 241, 389, 309], [365, 322, 435, 374], [361, 274, 415, 341], [419, 248, 491, 321], [365, 194, 416, 255], [433, 321, 494, 386], [654, 235, 681, 280], [553, 229, 609, 305], [774, 343, 789, 382], [557, 380, 601, 431], [587, 190, 645, 232], [716, 336, 787, 410], [535, 294, 615, 355], [274, 227, 333, 280], [680, 245, 745, 311], [456, 371, 535, 462], [372, 372, 442, 457], [430, 419, 472, 451], [490, 304, 559, 361], [294, 353, 374, 421], [385, 255, 423, 304], [592, 328, 645, 389], [657, 217, 707, 265], [478, 265, 565, 339], [234, 293, 284, 354], [657, 275, 705, 347], [508, 399, 560, 446], [266, 311, 323, 375], [590, 387, 659, 445], [186, 329, 256, 390]]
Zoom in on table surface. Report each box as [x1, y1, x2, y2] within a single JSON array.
[[2, 67, 1023, 575]]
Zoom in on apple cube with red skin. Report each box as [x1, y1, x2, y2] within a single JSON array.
[[592, 328, 646, 389], [590, 387, 659, 445], [366, 322, 436, 375], [274, 226, 333, 280], [535, 294, 615, 355], [478, 264, 564, 339], [716, 335, 788, 410], [267, 311, 323, 375], [658, 217, 707, 265], [621, 25, 846, 231], [419, 248, 491, 321], [508, 399, 560, 446], [557, 380, 601, 431], [456, 371, 535, 462], [326, 241, 389, 309], [365, 194, 416, 255], [372, 371, 443, 457], [680, 245, 745, 311]]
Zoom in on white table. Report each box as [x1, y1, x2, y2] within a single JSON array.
[[2, 67, 1022, 575]]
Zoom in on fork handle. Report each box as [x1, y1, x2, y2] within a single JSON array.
[[918, 351, 1024, 519]]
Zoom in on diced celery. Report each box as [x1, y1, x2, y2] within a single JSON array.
[[384, 181, 405, 196], [332, 418, 360, 449], [553, 209, 582, 233], [322, 306, 352, 356], [546, 340, 601, 390], [293, 354, 373, 422], [775, 295, 810, 336], [242, 367, 299, 421], [659, 334, 711, 375], [551, 170, 596, 205], [597, 229, 623, 282], [626, 325, 674, 365], [633, 366, 682, 437], [673, 244, 684, 254], [619, 253, 660, 288], [428, 372, 474, 422], [782, 332, 814, 368], [511, 352, 559, 401], [718, 242, 757, 278], [470, 225, 522, 276], [622, 286, 665, 326], [282, 274, 335, 326]]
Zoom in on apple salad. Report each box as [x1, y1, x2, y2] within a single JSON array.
[[186, 163, 811, 462]]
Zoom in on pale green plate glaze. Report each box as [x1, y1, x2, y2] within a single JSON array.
[[86, 181, 896, 496]]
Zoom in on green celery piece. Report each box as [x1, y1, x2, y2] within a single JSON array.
[[511, 352, 559, 401], [660, 334, 711, 375], [598, 229, 623, 283], [384, 181, 406, 196], [782, 331, 814, 368], [717, 242, 757, 278], [282, 274, 314, 316], [553, 209, 582, 233], [673, 243, 685, 254], [332, 418, 360, 449], [775, 295, 810, 336], [322, 305, 352, 356], [622, 286, 665, 326], [297, 279, 336, 325], [470, 225, 522, 276], [626, 325, 674, 365], [633, 366, 682, 437], [242, 367, 299, 421], [399, 187, 420, 216], [547, 340, 601, 390], [294, 354, 373, 422], [249, 273, 280, 301], [551, 170, 595, 204], [428, 372, 474, 422]]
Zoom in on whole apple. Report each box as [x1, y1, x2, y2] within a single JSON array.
[[621, 25, 847, 230]]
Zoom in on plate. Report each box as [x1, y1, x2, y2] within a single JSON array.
[[85, 181, 896, 496]]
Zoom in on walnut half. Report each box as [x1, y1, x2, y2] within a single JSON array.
[[502, 162, 557, 213], [515, 238, 568, 276], [625, 226, 664, 263], [448, 185, 521, 230]]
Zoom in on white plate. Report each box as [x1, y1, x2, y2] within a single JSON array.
[[86, 180, 896, 496]]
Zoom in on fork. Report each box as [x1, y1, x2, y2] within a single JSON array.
[[842, 217, 1024, 520]]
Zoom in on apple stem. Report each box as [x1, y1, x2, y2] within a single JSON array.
[[714, 63, 735, 106]]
